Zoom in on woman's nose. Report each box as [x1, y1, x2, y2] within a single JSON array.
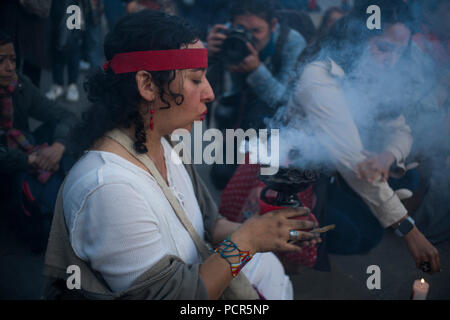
[[5, 58, 15, 72], [202, 78, 215, 103]]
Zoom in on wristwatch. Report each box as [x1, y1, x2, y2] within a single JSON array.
[[394, 216, 415, 237]]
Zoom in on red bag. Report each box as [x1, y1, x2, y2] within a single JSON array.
[[257, 184, 318, 269], [219, 156, 318, 270]]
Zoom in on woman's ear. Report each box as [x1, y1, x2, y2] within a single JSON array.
[[136, 70, 156, 102]]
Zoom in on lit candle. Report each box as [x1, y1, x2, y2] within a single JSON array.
[[411, 278, 429, 300]]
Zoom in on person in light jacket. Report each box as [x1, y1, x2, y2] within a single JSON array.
[[285, 0, 440, 273]]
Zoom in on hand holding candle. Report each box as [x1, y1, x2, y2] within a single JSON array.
[[411, 278, 429, 300]]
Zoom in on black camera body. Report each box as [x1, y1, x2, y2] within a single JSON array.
[[218, 25, 255, 65]]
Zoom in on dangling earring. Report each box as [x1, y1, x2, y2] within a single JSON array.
[[149, 104, 155, 130]]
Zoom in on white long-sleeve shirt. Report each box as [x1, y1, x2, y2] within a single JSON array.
[[62, 137, 292, 298], [287, 58, 412, 227]]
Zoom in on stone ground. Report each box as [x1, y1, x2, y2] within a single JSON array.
[[1, 0, 449, 300]]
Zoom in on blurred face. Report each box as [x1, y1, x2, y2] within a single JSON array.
[[0, 42, 17, 87], [232, 14, 277, 52], [327, 11, 344, 29], [367, 23, 411, 69], [153, 40, 215, 133]]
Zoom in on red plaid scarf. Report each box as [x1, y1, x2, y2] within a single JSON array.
[[0, 80, 16, 131], [0, 80, 52, 183]]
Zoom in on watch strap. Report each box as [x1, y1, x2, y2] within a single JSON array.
[[394, 216, 415, 237]]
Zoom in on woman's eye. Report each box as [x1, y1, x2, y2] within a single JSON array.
[[0, 57, 16, 64], [192, 79, 202, 85]]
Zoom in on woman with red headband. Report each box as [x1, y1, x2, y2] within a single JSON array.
[[42, 10, 321, 300]]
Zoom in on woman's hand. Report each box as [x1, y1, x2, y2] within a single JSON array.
[[28, 152, 39, 168], [356, 150, 396, 182], [206, 24, 228, 57], [35, 142, 65, 172], [404, 226, 440, 274], [228, 43, 260, 73], [230, 207, 321, 254]]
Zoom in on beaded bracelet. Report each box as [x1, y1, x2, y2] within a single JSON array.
[[215, 235, 253, 277]]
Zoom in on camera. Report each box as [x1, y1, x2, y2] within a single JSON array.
[[218, 25, 255, 65]]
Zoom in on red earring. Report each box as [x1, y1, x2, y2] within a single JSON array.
[[149, 108, 155, 130]]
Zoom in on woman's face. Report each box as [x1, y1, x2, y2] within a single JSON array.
[[153, 40, 215, 133], [0, 42, 17, 87], [232, 14, 277, 53], [327, 11, 344, 29], [367, 23, 411, 69]]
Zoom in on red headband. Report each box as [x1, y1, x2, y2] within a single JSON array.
[[102, 48, 208, 74]]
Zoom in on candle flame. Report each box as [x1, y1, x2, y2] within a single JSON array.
[[420, 278, 425, 284]]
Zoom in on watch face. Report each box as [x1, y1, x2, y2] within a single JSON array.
[[398, 218, 414, 236]]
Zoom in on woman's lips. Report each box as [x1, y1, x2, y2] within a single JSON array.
[[199, 110, 208, 121]]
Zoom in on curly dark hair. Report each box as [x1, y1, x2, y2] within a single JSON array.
[[70, 10, 201, 157]]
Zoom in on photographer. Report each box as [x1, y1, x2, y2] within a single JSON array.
[[206, 0, 307, 131], [207, 0, 307, 190]]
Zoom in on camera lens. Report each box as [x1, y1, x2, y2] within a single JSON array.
[[221, 26, 253, 65]]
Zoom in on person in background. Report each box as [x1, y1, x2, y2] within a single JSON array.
[[104, 0, 126, 31], [316, 6, 345, 40], [0, 30, 77, 253], [206, 0, 307, 190], [398, 0, 450, 244], [46, 0, 83, 102], [280, 0, 308, 11], [124, 0, 177, 14], [285, 0, 441, 273], [79, 0, 104, 72], [341, 0, 350, 12], [0, 0, 52, 88], [176, 0, 229, 40], [276, 7, 317, 45], [306, 0, 320, 12]]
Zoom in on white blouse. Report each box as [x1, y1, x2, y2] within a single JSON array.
[[62, 137, 292, 299]]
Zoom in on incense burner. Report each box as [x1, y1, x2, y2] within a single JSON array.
[[258, 167, 318, 207]]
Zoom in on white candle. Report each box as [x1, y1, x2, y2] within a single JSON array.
[[412, 278, 429, 300]]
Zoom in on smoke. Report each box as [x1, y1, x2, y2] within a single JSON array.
[[264, 6, 449, 176]]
